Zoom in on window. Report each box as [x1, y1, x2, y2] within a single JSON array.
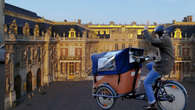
[[129, 44, 132, 48], [75, 48, 82, 56], [115, 44, 118, 50], [122, 43, 125, 49], [61, 63, 66, 74], [186, 48, 190, 57], [182, 48, 190, 57], [128, 34, 133, 39], [71, 32, 74, 37], [61, 48, 68, 57], [177, 45, 182, 57]]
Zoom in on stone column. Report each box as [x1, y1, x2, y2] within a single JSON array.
[[81, 44, 86, 78], [74, 62, 76, 75], [67, 62, 69, 79], [56, 42, 60, 80], [43, 34, 49, 85]]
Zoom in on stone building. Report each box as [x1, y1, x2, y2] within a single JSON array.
[[87, 20, 195, 81], [2, 3, 99, 109], [0, 2, 195, 110], [164, 19, 195, 81]]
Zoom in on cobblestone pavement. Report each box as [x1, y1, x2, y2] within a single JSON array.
[[12, 80, 195, 110]]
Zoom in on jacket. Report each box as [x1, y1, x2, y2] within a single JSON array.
[[143, 30, 175, 75]]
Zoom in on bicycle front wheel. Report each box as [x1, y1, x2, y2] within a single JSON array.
[[95, 85, 115, 110], [156, 81, 188, 110]]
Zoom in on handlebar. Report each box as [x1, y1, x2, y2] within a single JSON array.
[[134, 56, 155, 63]]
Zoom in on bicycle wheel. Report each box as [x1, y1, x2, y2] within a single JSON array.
[[156, 81, 187, 110], [95, 85, 116, 110]]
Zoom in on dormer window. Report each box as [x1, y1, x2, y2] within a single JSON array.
[[174, 28, 182, 39], [68, 28, 76, 38]]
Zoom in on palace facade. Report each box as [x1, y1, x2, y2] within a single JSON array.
[[0, 2, 194, 110]]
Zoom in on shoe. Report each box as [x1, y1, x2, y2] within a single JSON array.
[[143, 103, 157, 110]]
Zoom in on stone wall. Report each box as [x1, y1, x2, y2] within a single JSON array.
[[0, 0, 4, 42], [0, 63, 5, 110]]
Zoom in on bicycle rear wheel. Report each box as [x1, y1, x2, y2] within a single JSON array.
[[156, 81, 187, 110]]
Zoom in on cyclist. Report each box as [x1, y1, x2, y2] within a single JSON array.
[[142, 25, 175, 110]]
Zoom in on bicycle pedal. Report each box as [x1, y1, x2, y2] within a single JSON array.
[[136, 94, 146, 100]]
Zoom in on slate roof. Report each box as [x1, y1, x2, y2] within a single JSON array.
[[5, 3, 41, 19], [52, 25, 87, 37], [4, 3, 89, 37], [166, 24, 195, 38]]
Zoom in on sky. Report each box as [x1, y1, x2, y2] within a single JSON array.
[[5, 0, 195, 24]]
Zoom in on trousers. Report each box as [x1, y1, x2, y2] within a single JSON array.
[[144, 62, 161, 104]]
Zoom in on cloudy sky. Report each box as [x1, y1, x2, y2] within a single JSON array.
[[5, 0, 195, 24]]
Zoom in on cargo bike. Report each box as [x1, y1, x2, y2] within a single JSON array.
[[91, 48, 187, 110]]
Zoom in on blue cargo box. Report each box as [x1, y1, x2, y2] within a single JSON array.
[[91, 48, 144, 76]]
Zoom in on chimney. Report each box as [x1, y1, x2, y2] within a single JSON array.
[[187, 16, 192, 22], [78, 19, 81, 24], [109, 21, 115, 25], [172, 20, 176, 24], [183, 17, 187, 22], [64, 19, 67, 22]]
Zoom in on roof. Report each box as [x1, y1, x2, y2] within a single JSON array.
[[5, 15, 51, 35], [5, 3, 41, 19], [4, 3, 92, 38], [166, 24, 195, 38], [52, 25, 87, 37]]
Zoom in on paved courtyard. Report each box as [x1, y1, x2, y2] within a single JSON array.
[[12, 80, 195, 110]]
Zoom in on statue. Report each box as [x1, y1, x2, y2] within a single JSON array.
[[23, 23, 30, 36], [41, 31, 45, 37], [9, 20, 18, 35], [5, 53, 10, 64], [4, 24, 8, 33], [47, 26, 52, 36], [34, 24, 39, 37]]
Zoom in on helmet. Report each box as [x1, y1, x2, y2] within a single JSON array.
[[154, 25, 165, 36]]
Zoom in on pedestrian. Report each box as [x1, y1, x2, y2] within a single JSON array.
[[142, 25, 175, 110]]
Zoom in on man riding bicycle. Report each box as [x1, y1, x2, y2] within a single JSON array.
[[142, 25, 175, 110]]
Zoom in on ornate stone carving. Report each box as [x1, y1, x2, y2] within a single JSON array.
[[41, 31, 45, 37], [63, 33, 66, 37], [34, 24, 39, 37], [5, 53, 10, 64], [9, 20, 18, 35], [23, 22, 30, 36], [42, 48, 46, 57], [56, 34, 60, 41], [24, 48, 28, 61], [53, 32, 56, 37], [46, 26, 52, 36], [4, 24, 8, 33], [34, 48, 38, 59], [9, 33, 16, 41]]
